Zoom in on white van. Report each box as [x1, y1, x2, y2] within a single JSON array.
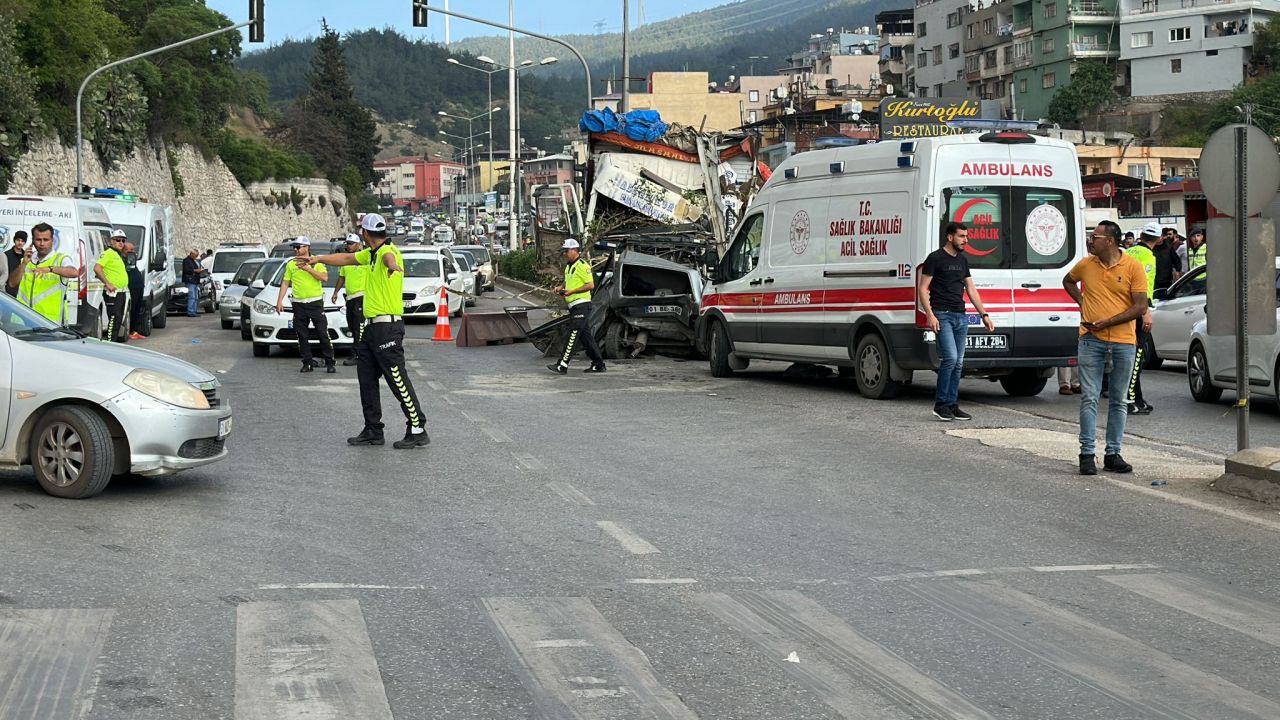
[[0, 195, 112, 335], [699, 132, 1085, 399], [209, 244, 268, 297], [101, 199, 175, 334]]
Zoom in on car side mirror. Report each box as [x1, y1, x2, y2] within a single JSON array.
[[703, 248, 720, 276], [447, 272, 459, 281], [251, 279, 265, 290]]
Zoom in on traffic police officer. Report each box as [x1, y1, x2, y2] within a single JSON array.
[[306, 213, 429, 449], [332, 233, 367, 367], [1124, 223, 1158, 415], [547, 238, 606, 375], [12, 222, 77, 323], [95, 229, 130, 342], [1186, 228, 1207, 270], [277, 237, 336, 373]]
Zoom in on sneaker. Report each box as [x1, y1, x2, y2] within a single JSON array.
[[1059, 384, 1073, 396], [128, 332, 145, 340], [1104, 454, 1133, 473], [1127, 403, 1151, 416], [1071, 384, 1082, 394], [546, 363, 567, 375], [1079, 454, 1098, 475], [326, 364, 336, 374], [1140, 401, 1155, 413], [583, 364, 607, 373], [347, 429, 385, 446], [393, 427, 431, 449], [950, 406, 972, 421], [932, 404, 955, 422], [300, 364, 314, 373], [343, 357, 359, 366]]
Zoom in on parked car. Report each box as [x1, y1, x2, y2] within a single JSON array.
[[1186, 258, 1280, 404], [209, 245, 268, 298], [168, 258, 215, 314], [218, 258, 266, 330], [401, 251, 466, 319], [452, 244, 495, 290], [1148, 264, 1208, 367], [269, 240, 343, 258], [238, 259, 287, 340], [0, 292, 232, 497], [248, 259, 354, 357], [450, 249, 480, 306]]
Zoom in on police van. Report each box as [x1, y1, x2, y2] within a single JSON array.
[[699, 132, 1085, 399], [0, 194, 112, 335], [100, 194, 175, 335]]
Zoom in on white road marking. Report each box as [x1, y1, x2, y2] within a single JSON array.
[[234, 599, 393, 720], [1102, 573, 1280, 647], [0, 609, 114, 720], [531, 639, 591, 648], [407, 360, 423, 368], [874, 564, 1159, 582], [425, 381, 444, 392], [257, 583, 424, 590], [514, 453, 544, 471], [441, 395, 458, 406], [546, 481, 596, 506], [291, 386, 351, 394], [1029, 563, 1161, 573], [481, 427, 512, 444], [873, 569, 991, 582], [460, 410, 486, 423], [596, 521, 660, 555], [317, 378, 360, 385], [625, 578, 698, 585]]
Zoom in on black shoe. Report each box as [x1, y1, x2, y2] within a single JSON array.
[[950, 405, 972, 421], [1079, 454, 1097, 475], [1140, 401, 1154, 413], [1127, 403, 1151, 416], [343, 357, 359, 366], [393, 427, 431, 449], [300, 364, 314, 373], [1104, 454, 1133, 473], [326, 364, 336, 374], [546, 363, 567, 375], [583, 364, 607, 373], [347, 429, 385, 446], [932, 404, 955, 422]]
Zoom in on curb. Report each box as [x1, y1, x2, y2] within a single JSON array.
[[1212, 447, 1280, 504]]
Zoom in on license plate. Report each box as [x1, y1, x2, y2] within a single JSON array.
[[287, 320, 293, 330], [967, 334, 1008, 350], [217, 416, 233, 439], [645, 305, 681, 314]]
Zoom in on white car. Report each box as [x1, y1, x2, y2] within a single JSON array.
[[453, 244, 495, 290], [1148, 264, 1207, 366], [402, 251, 466, 319], [451, 251, 478, 306], [218, 258, 266, 330], [248, 261, 354, 357], [431, 225, 455, 246], [1187, 258, 1280, 404]]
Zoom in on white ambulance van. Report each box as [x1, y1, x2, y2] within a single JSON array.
[[699, 132, 1085, 399], [0, 195, 112, 335], [101, 197, 175, 335]]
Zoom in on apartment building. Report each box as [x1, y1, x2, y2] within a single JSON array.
[[914, 0, 973, 97], [1119, 0, 1276, 96], [1010, 0, 1121, 120], [597, 72, 745, 132], [372, 157, 465, 212], [877, 8, 917, 94], [964, 0, 1019, 113]]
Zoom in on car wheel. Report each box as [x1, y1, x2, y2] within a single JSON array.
[[602, 320, 626, 360], [252, 342, 270, 357], [1142, 335, 1163, 370], [29, 406, 114, 499], [1188, 342, 1223, 403], [999, 369, 1048, 397], [240, 318, 252, 341], [139, 303, 154, 337], [152, 292, 168, 328], [709, 320, 738, 377], [221, 318, 234, 330], [854, 333, 901, 399]]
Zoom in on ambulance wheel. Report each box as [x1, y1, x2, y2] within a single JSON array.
[[152, 293, 168, 329], [709, 321, 739, 377], [140, 305, 154, 337], [854, 333, 901, 399], [999, 370, 1048, 397]]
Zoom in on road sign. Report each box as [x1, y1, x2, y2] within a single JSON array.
[[1205, 217, 1276, 335], [1200, 124, 1280, 217]]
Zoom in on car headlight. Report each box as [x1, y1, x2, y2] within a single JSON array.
[[219, 295, 239, 306], [253, 299, 277, 315], [123, 369, 211, 410], [173, 287, 188, 295]]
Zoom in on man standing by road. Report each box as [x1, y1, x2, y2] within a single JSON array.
[[94, 229, 130, 343], [1124, 223, 1158, 416], [124, 241, 146, 340], [1185, 228, 1207, 271], [5, 230, 27, 296], [548, 238, 607, 375], [1064, 220, 1149, 476], [276, 237, 334, 374], [11, 223, 77, 322], [181, 248, 203, 317], [917, 222, 996, 422], [305, 213, 429, 449], [332, 233, 366, 367], [1155, 226, 1182, 289]]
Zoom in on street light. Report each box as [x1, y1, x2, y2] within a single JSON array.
[[447, 56, 506, 203], [438, 108, 500, 226]]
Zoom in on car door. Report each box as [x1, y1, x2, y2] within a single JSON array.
[[709, 210, 767, 353], [442, 256, 465, 311], [0, 333, 11, 450], [1151, 265, 1206, 362]]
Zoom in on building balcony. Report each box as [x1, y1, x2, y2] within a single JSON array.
[[1072, 0, 1114, 14], [1071, 41, 1120, 56], [1013, 55, 1035, 67], [1013, 19, 1033, 33], [998, 23, 1015, 36]]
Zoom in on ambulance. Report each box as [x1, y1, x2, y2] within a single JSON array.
[[698, 132, 1086, 399]]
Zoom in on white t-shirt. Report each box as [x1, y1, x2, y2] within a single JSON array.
[[200, 256, 214, 273]]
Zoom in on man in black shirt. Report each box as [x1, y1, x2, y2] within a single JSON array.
[[3, 230, 24, 296], [918, 222, 996, 422], [1154, 227, 1182, 291]]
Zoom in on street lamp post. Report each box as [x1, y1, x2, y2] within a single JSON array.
[[439, 107, 499, 229], [447, 57, 501, 204]]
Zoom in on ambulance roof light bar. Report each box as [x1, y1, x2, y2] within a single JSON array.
[[978, 131, 1036, 144]]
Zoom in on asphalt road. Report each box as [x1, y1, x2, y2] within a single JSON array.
[[2, 287, 1279, 720]]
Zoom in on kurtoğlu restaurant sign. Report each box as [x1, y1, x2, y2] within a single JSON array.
[[879, 98, 980, 139]]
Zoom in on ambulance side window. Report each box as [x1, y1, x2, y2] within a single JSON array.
[[721, 213, 764, 282]]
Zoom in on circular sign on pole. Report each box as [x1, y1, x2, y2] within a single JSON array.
[[1199, 123, 1280, 216]]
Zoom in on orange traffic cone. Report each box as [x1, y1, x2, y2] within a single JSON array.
[[432, 286, 453, 342]]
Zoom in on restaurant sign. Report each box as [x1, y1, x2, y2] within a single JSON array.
[[879, 98, 981, 139]]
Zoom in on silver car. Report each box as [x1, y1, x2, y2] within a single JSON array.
[[219, 257, 266, 329], [0, 294, 232, 498]]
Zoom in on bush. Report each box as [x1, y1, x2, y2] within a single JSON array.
[[498, 249, 540, 284], [217, 130, 317, 186]]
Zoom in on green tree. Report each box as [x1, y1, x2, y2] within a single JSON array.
[[1047, 61, 1118, 126], [0, 14, 42, 192], [85, 63, 149, 170], [1253, 20, 1280, 70]]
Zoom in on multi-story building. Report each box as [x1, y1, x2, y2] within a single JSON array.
[[725, 75, 783, 126], [1119, 0, 1276, 97], [964, 0, 1018, 113], [592, 72, 744, 132], [877, 8, 917, 94], [1010, 0, 1120, 120], [372, 156, 464, 212], [914, 0, 972, 97]]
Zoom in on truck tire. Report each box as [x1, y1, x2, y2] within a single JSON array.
[[140, 302, 154, 337], [602, 320, 626, 360], [252, 342, 270, 357], [709, 320, 738, 377], [152, 291, 168, 329], [30, 405, 114, 499], [853, 333, 901, 399], [1188, 343, 1222, 403], [999, 369, 1048, 397]]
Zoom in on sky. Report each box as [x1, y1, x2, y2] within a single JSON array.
[[205, 0, 728, 48]]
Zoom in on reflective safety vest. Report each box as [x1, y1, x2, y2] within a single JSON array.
[[17, 252, 69, 323], [1187, 243, 1207, 270]]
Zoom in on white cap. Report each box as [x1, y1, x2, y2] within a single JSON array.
[[361, 213, 388, 232], [560, 238, 581, 250], [110, 228, 127, 239], [345, 233, 361, 246], [1140, 221, 1161, 237], [291, 236, 311, 247]]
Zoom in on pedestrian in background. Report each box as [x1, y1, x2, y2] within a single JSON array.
[[1155, 227, 1182, 289], [1121, 231, 1135, 249], [332, 233, 366, 367], [1057, 366, 1081, 395], [181, 248, 203, 317], [94, 229, 130, 343], [1185, 228, 1207, 270], [1124, 223, 1159, 416], [917, 222, 995, 422], [124, 241, 146, 340], [5, 230, 26, 296], [276, 237, 335, 374], [1063, 220, 1148, 476], [547, 238, 607, 375]]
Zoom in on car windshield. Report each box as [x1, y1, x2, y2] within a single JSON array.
[[213, 251, 261, 273], [404, 257, 442, 278], [458, 246, 490, 263], [454, 253, 474, 270], [234, 260, 264, 284], [0, 293, 78, 340], [117, 224, 145, 248], [255, 259, 285, 282]]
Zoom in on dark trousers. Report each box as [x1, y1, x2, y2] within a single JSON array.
[[128, 272, 145, 333], [293, 301, 334, 367], [357, 320, 424, 434], [1128, 319, 1148, 406], [556, 302, 605, 369], [345, 296, 364, 360], [105, 292, 127, 343]]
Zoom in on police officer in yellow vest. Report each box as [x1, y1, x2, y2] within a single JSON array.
[[332, 233, 367, 367], [95, 229, 131, 342], [10, 222, 77, 323], [548, 238, 607, 375], [306, 213, 429, 449], [1124, 222, 1159, 416], [1186, 228, 1207, 270]]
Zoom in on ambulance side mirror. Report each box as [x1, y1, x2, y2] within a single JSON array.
[[703, 248, 720, 278]]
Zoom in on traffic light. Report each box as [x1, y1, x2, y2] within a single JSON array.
[[412, 1, 429, 27], [249, 0, 264, 43]]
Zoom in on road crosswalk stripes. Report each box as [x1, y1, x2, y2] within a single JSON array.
[[1100, 573, 1280, 648], [0, 609, 114, 720], [482, 596, 699, 719], [233, 599, 393, 720], [697, 591, 993, 720]]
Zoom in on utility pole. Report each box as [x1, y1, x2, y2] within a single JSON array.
[[621, 0, 631, 112], [509, 0, 518, 250]]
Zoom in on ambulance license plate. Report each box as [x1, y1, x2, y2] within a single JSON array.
[[967, 335, 1007, 350], [645, 305, 682, 315], [218, 416, 233, 439]]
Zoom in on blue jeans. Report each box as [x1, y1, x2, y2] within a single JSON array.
[[935, 311, 968, 406], [1077, 334, 1136, 456], [186, 283, 199, 315]]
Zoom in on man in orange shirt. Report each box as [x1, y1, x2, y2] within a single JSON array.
[[1063, 220, 1149, 476]]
